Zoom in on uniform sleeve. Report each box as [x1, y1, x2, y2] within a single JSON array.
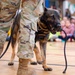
[[33, 0, 44, 17]]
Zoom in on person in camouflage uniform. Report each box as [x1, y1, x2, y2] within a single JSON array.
[[0, 0, 44, 75], [17, 0, 44, 75]]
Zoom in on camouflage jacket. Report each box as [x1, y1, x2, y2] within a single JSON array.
[[0, 0, 44, 31], [0, 0, 20, 32], [0, 0, 20, 23], [20, 0, 44, 31]]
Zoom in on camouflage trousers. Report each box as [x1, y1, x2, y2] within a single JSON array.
[[17, 24, 36, 59], [0, 30, 7, 55]]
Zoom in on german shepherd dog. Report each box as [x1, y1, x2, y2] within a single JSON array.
[[8, 8, 61, 71]]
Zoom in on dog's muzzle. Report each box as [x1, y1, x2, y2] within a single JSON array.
[[56, 23, 62, 31], [50, 22, 61, 34]]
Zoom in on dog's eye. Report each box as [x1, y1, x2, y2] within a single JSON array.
[[50, 14, 55, 18], [47, 18, 51, 21]]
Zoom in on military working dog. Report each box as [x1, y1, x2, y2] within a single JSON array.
[[8, 8, 61, 71]]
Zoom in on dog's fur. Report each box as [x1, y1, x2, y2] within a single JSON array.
[[8, 8, 61, 71]]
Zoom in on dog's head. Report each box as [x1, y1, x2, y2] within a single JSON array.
[[40, 8, 61, 34]]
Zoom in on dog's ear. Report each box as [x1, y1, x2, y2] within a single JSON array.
[[44, 7, 47, 11]]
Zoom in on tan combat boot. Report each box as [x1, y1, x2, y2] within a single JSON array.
[[17, 58, 37, 75]]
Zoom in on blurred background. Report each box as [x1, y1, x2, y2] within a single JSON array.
[[44, 0, 75, 17]]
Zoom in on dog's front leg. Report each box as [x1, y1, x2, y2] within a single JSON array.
[[30, 41, 42, 65], [40, 42, 52, 71], [33, 41, 43, 63]]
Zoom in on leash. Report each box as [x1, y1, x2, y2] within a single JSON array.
[[61, 29, 67, 73], [0, 9, 21, 59]]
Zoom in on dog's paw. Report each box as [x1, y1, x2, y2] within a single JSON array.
[[43, 66, 53, 71], [30, 62, 37, 65], [8, 62, 14, 66]]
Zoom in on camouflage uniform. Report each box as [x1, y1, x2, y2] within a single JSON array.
[[0, 30, 7, 55], [0, 0, 44, 59], [17, 0, 44, 59], [0, 0, 20, 54]]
